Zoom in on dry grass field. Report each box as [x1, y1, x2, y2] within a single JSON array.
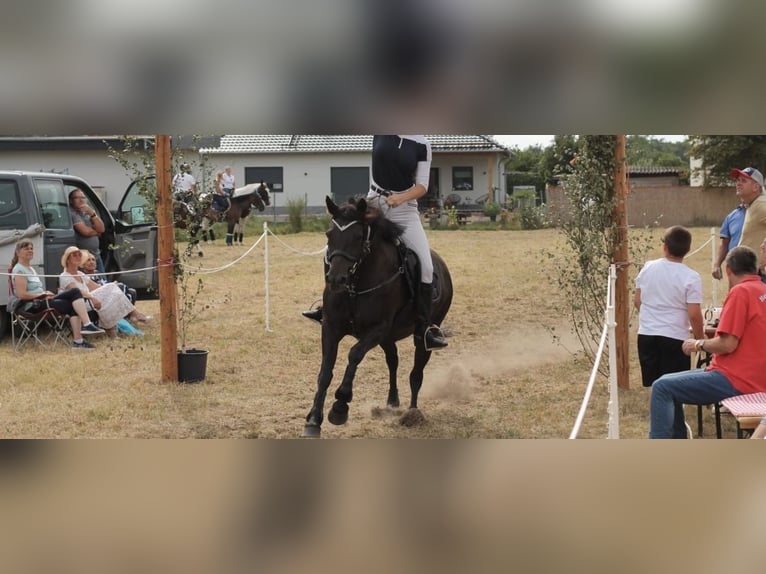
[[0, 223, 737, 438]]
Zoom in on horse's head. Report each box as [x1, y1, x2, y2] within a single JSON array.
[[249, 182, 270, 212], [257, 182, 271, 207], [324, 196, 372, 292]]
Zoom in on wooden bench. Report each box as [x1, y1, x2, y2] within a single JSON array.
[[719, 393, 766, 438]]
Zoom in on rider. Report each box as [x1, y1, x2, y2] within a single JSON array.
[[211, 171, 230, 212], [172, 163, 197, 202], [303, 134, 448, 350], [221, 166, 236, 197]]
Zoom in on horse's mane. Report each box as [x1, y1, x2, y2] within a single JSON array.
[[339, 200, 404, 245]]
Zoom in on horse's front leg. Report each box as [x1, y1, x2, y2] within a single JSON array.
[[328, 331, 383, 426], [304, 334, 341, 438], [380, 340, 400, 408]]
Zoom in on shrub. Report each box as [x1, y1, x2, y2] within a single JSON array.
[[287, 197, 306, 233], [520, 204, 550, 230]]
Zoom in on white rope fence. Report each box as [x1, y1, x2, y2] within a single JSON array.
[[570, 265, 618, 439]]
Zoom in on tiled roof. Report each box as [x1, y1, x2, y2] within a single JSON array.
[[200, 135, 508, 154], [629, 166, 685, 176]]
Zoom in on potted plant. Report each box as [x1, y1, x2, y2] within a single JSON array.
[[175, 245, 210, 383], [482, 201, 502, 222]]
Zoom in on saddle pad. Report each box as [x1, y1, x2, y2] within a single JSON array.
[[720, 393, 766, 417], [232, 183, 260, 199]]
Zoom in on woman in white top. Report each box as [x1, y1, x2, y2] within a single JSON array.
[[59, 246, 150, 329]]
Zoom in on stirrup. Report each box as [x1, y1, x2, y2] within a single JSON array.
[[424, 325, 448, 351], [302, 308, 323, 324]]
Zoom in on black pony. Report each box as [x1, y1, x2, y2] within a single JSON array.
[[303, 196, 453, 438]]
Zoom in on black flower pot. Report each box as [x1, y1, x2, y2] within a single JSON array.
[[177, 348, 209, 383]]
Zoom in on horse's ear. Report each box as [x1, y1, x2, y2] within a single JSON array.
[[326, 196, 339, 217], [357, 198, 367, 218]]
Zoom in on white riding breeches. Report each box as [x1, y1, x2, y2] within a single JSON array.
[[367, 192, 434, 284]]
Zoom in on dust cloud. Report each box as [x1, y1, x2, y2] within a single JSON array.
[[422, 325, 580, 401]]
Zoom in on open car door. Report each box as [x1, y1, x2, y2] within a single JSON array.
[[112, 176, 159, 297]]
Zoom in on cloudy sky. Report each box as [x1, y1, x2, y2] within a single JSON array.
[[494, 135, 686, 149]]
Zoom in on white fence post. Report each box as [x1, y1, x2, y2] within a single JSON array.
[[264, 221, 272, 332], [607, 264, 619, 439]]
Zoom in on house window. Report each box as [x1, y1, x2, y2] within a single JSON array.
[[452, 167, 474, 191], [245, 167, 283, 193]]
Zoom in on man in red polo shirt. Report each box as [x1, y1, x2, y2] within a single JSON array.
[[649, 245, 766, 438]]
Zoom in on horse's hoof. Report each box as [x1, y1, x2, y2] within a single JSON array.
[[302, 425, 321, 438], [328, 402, 349, 426], [400, 408, 425, 428]]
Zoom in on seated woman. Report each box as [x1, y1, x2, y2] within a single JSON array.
[[59, 246, 150, 332], [9, 240, 104, 350], [79, 249, 137, 304]]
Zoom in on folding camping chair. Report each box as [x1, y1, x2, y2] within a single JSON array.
[[8, 278, 70, 351]]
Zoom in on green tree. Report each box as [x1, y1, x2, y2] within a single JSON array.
[[689, 136, 766, 187], [626, 135, 688, 167]]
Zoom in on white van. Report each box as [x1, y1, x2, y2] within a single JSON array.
[[0, 171, 158, 338]]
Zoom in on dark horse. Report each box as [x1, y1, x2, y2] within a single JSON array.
[[199, 181, 271, 246], [303, 196, 453, 438]]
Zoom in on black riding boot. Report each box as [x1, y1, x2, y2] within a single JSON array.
[[302, 262, 328, 324], [417, 283, 447, 350]]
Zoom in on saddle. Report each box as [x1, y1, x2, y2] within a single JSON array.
[[394, 242, 440, 303]]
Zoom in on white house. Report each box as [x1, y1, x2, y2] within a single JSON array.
[[0, 135, 510, 212]]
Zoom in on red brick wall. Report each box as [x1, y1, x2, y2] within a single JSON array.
[[545, 185, 736, 228]]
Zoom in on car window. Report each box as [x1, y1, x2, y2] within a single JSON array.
[[0, 179, 27, 230], [119, 177, 156, 224], [34, 179, 72, 230]]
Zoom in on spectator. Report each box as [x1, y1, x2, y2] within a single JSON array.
[[68, 188, 106, 275], [649, 246, 766, 439], [635, 226, 704, 396], [59, 246, 151, 330], [79, 249, 137, 304], [712, 202, 745, 280], [9, 240, 104, 349], [731, 167, 766, 267]]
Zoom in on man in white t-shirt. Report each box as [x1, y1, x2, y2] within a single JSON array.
[[635, 225, 704, 387], [173, 163, 197, 200]]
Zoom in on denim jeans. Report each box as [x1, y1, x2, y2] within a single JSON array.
[[650, 369, 740, 439]]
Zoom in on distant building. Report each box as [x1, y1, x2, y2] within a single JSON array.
[[0, 135, 509, 213]]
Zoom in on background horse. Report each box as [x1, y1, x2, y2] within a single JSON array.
[[303, 196, 453, 438], [199, 182, 270, 246], [173, 191, 205, 257]]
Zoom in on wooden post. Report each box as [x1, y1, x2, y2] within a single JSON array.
[[155, 135, 178, 382], [613, 135, 630, 389]]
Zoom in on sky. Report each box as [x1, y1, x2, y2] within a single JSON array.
[[493, 135, 686, 150]]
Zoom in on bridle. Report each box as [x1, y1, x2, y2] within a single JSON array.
[[325, 218, 403, 297]]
